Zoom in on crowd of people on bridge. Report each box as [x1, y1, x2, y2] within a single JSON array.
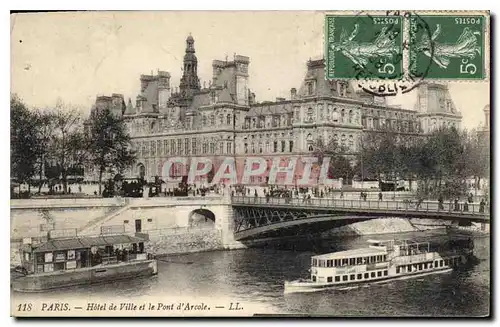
[[436, 193, 488, 213]]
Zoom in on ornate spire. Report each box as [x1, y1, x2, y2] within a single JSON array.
[[180, 34, 201, 99], [186, 33, 195, 53]]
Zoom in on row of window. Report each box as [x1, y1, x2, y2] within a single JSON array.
[[244, 140, 294, 154], [312, 255, 388, 268], [395, 257, 460, 274], [134, 139, 233, 157], [364, 109, 415, 120], [201, 113, 234, 126], [313, 270, 389, 283], [303, 107, 356, 125], [244, 114, 293, 129], [362, 118, 417, 133]]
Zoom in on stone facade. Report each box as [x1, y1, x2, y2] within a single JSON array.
[[90, 35, 463, 182]]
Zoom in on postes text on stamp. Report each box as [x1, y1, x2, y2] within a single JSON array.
[[325, 14, 403, 80], [409, 15, 486, 79]]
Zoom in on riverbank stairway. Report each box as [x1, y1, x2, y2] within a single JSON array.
[[78, 201, 131, 235]]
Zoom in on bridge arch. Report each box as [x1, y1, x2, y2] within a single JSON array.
[[188, 208, 216, 227]]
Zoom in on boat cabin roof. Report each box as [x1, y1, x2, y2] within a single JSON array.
[[29, 234, 146, 253], [312, 247, 387, 260]]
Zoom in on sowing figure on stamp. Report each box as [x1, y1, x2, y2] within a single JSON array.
[[418, 25, 481, 69], [331, 24, 400, 68]]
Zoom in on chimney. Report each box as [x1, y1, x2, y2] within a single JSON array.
[[248, 92, 256, 105], [290, 88, 297, 100]]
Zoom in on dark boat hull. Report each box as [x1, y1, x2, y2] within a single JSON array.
[[11, 259, 157, 292]]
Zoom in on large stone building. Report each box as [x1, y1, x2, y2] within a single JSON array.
[[89, 35, 462, 184]]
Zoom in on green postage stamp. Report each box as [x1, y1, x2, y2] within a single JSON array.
[[409, 15, 486, 79], [325, 15, 404, 80], [325, 11, 488, 81]]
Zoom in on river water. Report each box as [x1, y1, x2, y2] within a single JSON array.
[[12, 229, 490, 317]]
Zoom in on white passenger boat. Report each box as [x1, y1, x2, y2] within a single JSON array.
[[284, 238, 474, 294]]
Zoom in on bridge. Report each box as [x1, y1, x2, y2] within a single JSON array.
[[10, 195, 490, 253], [231, 196, 490, 241]]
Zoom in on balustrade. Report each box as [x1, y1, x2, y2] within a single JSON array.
[[230, 196, 489, 216]]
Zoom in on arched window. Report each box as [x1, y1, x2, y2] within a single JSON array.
[[332, 108, 339, 122], [202, 115, 207, 126], [265, 141, 270, 153], [341, 109, 345, 122], [349, 110, 353, 124], [210, 115, 215, 126], [348, 135, 354, 150], [307, 133, 314, 152], [227, 114, 232, 125], [341, 134, 346, 148], [259, 142, 263, 153]]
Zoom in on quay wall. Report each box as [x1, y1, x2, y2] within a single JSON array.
[[10, 196, 246, 259], [10, 207, 120, 240], [146, 227, 224, 255]]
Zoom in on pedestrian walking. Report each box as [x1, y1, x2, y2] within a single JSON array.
[[438, 195, 444, 210]]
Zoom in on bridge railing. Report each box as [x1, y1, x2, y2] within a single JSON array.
[[231, 196, 490, 216]]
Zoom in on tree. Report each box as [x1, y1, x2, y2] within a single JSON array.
[[463, 128, 490, 196], [312, 137, 354, 183], [50, 100, 88, 193], [356, 128, 401, 183], [87, 107, 136, 195], [32, 109, 57, 193], [10, 94, 39, 192]]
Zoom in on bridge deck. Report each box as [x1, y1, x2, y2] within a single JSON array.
[[231, 196, 489, 240], [231, 196, 489, 219]]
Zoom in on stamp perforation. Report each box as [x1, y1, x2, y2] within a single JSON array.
[[323, 10, 490, 87]]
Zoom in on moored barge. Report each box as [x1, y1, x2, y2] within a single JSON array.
[[11, 231, 158, 292]]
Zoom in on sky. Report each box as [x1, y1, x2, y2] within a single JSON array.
[[10, 11, 490, 130]]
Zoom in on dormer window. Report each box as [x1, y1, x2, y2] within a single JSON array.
[[307, 80, 316, 95]]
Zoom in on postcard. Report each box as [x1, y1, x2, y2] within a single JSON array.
[[10, 10, 490, 317]]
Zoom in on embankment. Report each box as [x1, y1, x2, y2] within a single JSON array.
[[321, 218, 451, 237]]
